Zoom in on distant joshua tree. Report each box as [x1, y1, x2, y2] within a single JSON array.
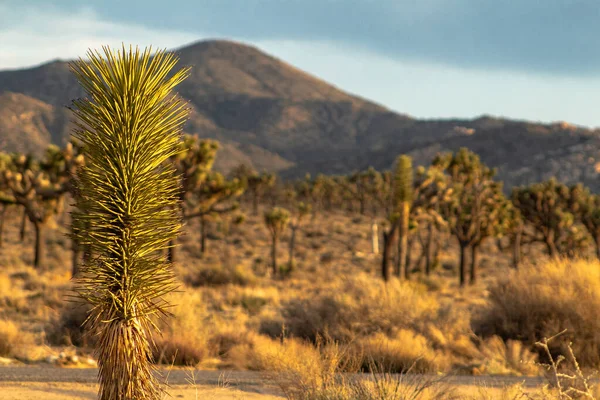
[[264, 207, 290, 277], [288, 201, 311, 269], [394, 155, 413, 279], [435, 148, 509, 286], [69, 45, 189, 400], [512, 178, 576, 258]]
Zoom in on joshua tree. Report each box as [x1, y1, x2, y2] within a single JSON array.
[[69, 45, 189, 400], [183, 171, 245, 254], [233, 166, 276, 215], [168, 136, 218, 262], [0, 152, 14, 247], [1, 146, 80, 268], [411, 165, 450, 275], [512, 178, 574, 257], [264, 207, 290, 277], [288, 201, 311, 268], [393, 155, 414, 279], [435, 148, 503, 286], [467, 181, 511, 283], [568, 183, 600, 259]]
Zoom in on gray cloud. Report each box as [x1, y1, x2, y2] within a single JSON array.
[[11, 0, 600, 75]]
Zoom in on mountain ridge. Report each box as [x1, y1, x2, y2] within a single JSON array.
[[1, 39, 599, 190]]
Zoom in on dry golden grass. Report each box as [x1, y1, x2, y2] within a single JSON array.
[[0, 203, 594, 400], [474, 258, 600, 367], [355, 330, 449, 374]]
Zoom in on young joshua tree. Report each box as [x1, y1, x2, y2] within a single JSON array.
[[264, 207, 290, 277], [69, 45, 189, 400], [394, 155, 414, 279]]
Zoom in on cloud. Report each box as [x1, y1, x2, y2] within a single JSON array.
[[9, 0, 599, 76], [259, 40, 600, 127], [2, 1, 600, 126], [0, 3, 199, 69]]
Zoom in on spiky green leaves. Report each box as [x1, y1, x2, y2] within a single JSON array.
[[264, 207, 290, 239], [69, 45, 190, 400], [393, 155, 413, 207]]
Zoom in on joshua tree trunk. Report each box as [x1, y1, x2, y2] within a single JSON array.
[[545, 230, 558, 257], [405, 233, 413, 280], [470, 243, 480, 285], [425, 223, 434, 276], [513, 229, 522, 269], [459, 242, 469, 287], [396, 203, 409, 278], [19, 209, 27, 242], [594, 233, 600, 261], [371, 221, 379, 255], [289, 226, 297, 266], [381, 225, 397, 281], [33, 221, 43, 269], [252, 192, 259, 215], [0, 204, 6, 248], [200, 215, 207, 254], [271, 235, 278, 277]]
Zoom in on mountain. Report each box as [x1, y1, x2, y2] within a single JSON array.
[[1, 39, 600, 190]]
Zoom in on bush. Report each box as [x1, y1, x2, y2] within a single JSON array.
[[473, 258, 600, 367], [153, 332, 208, 366], [355, 330, 449, 374], [263, 274, 439, 342], [0, 320, 34, 358], [184, 263, 257, 287], [45, 302, 92, 347]]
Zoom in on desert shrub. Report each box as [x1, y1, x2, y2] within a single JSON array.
[[251, 334, 455, 400], [263, 274, 439, 342], [184, 263, 257, 287], [0, 320, 35, 358], [473, 258, 600, 367], [153, 332, 208, 366], [252, 336, 357, 399], [355, 330, 449, 374], [0, 320, 20, 357], [475, 336, 539, 376], [45, 302, 93, 347], [153, 292, 209, 366], [207, 329, 254, 358]]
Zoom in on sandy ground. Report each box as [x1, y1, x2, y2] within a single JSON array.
[[0, 366, 557, 399], [0, 382, 284, 399]]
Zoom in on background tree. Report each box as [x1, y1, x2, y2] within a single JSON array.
[[393, 155, 413, 279], [264, 207, 290, 277], [435, 148, 501, 287], [1, 145, 80, 268], [168, 135, 218, 262], [512, 178, 575, 257], [234, 167, 276, 215], [0, 152, 15, 247], [411, 164, 450, 276], [288, 201, 311, 269], [69, 45, 189, 400], [467, 181, 511, 283], [571, 184, 600, 259], [184, 171, 245, 254]]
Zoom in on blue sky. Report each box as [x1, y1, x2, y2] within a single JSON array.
[[1, 0, 600, 126]]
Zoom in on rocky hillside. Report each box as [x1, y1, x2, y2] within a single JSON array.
[[1, 39, 599, 190]]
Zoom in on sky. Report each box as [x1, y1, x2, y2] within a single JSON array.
[[1, 0, 600, 127]]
